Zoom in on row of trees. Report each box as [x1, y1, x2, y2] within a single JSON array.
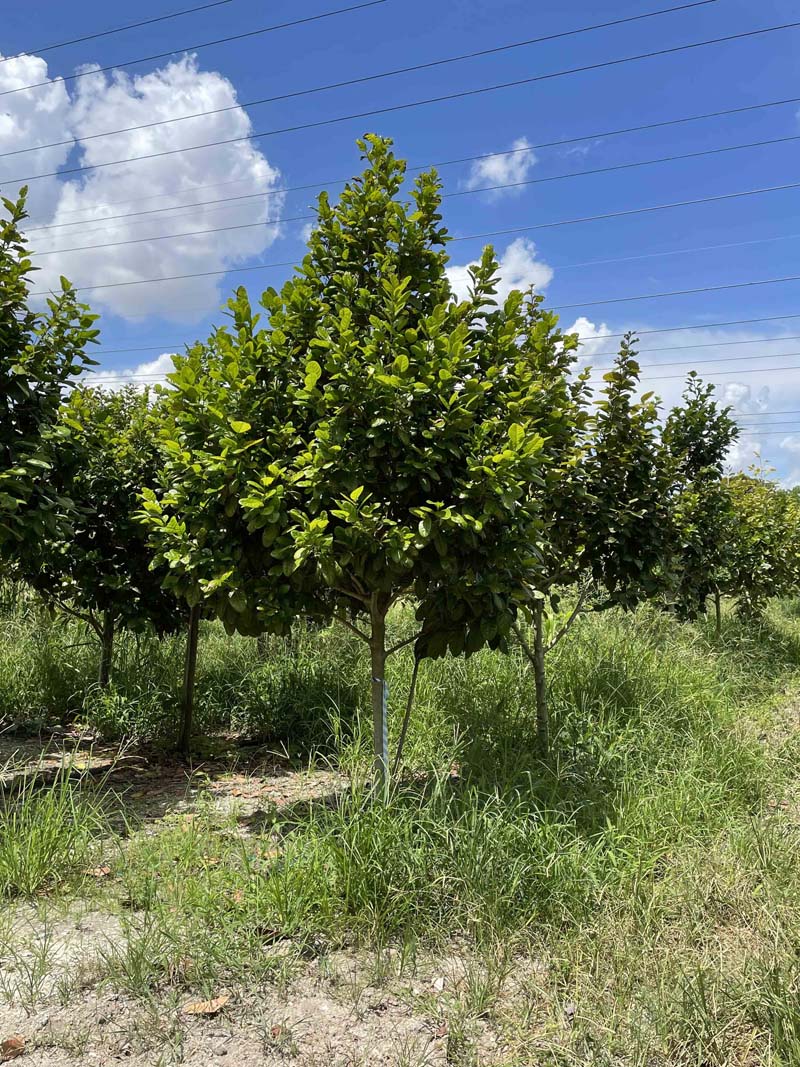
[[3, 139, 800, 781]]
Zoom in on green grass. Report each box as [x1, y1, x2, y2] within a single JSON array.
[[2, 592, 800, 1062], [0, 765, 108, 899]]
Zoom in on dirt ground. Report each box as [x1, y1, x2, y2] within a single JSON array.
[[0, 730, 507, 1066]]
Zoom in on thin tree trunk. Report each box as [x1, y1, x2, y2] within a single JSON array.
[[532, 603, 549, 756], [256, 632, 268, 657], [97, 609, 115, 688], [179, 604, 201, 755], [370, 602, 389, 791], [714, 590, 722, 638]]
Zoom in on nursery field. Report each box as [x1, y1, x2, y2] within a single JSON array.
[[2, 597, 800, 1066]]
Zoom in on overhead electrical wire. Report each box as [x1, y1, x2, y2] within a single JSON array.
[[735, 421, 800, 429], [630, 364, 800, 381], [590, 334, 800, 358], [82, 348, 800, 385], [736, 429, 800, 436], [0, 0, 388, 98], [70, 325, 800, 362], [594, 349, 800, 372], [27, 176, 800, 263], [24, 128, 800, 240], [737, 410, 800, 420], [5, 18, 800, 187], [550, 272, 800, 313], [22, 92, 800, 232], [0, 0, 236, 64], [587, 313, 800, 341], [2, 0, 726, 156]]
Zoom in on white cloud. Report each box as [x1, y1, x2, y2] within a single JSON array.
[[89, 351, 178, 391], [3, 53, 284, 322], [573, 322, 800, 480], [447, 238, 553, 305], [566, 316, 613, 364], [462, 137, 536, 200], [0, 54, 74, 223]]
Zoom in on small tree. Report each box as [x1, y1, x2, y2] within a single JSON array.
[[662, 373, 739, 634], [27, 386, 178, 686], [581, 337, 678, 612], [513, 337, 684, 752], [142, 135, 575, 781], [723, 471, 800, 618], [0, 189, 98, 569]]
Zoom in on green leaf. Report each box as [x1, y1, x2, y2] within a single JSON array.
[[304, 360, 322, 390]]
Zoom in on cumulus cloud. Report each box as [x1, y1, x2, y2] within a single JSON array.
[[462, 137, 536, 200], [90, 351, 178, 391], [571, 321, 800, 480], [2, 52, 284, 322], [447, 238, 553, 304], [565, 316, 613, 364], [0, 54, 74, 222]]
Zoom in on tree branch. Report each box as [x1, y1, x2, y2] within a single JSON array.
[[332, 613, 370, 642], [333, 586, 370, 605], [53, 599, 102, 638], [512, 619, 537, 668], [387, 631, 420, 657], [545, 583, 591, 653]]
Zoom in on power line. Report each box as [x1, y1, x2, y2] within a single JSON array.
[[23, 92, 800, 232], [89, 311, 800, 367], [637, 363, 800, 381], [6, 18, 800, 187], [50, 317, 800, 364], [737, 429, 800, 436], [82, 349, 800, 385], [590, 333, 800, 358], [735, 421, 800, 429], [2, 0, 724, 157], [589, 313, 800, 341], [456, 179, 800, 248], [0, 1, 387, 98], [28, 176, 800, 262], [737, 410, 800, 420], [0, 0, 235, 64], [25, 128, 800, 241], [595, 349, 800, 372], [551, 271, 800, 313], [32, 217, 312, 258]]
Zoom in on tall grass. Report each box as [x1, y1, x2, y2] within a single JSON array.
[[0, 766, 108, 898], [3, 589, 800, 1063]]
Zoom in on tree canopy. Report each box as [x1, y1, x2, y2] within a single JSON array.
[[0, 189, 98, 569]]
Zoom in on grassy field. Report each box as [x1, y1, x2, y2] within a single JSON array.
[[1, 596, 800, 1065]]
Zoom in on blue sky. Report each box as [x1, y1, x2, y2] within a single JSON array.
[[2, 0, 799, 475]]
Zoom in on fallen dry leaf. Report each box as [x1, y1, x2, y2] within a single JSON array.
[[181, 994, 230, 1017], [84, 865, 112, 878], [0, 1035, 26, 1062]]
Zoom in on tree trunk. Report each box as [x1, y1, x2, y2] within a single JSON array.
[[256, 632, 268, 657], [97, 609, 115, 688], [179, 604, 201, 755], [369, 602, 389, 791], [714, 590, 722, 638], [532, 603, 549, 756]]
